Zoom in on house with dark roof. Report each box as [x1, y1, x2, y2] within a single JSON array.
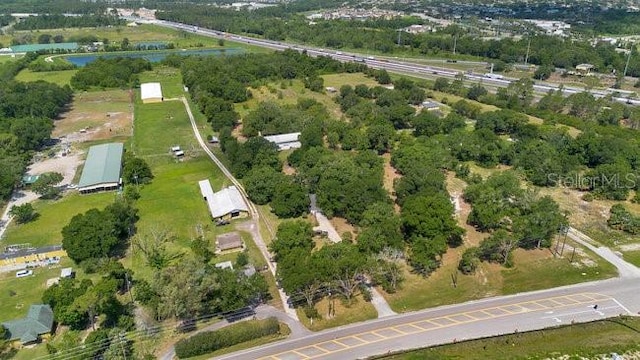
[[216, 232, 244, 253], [2, 304, 54, 345]]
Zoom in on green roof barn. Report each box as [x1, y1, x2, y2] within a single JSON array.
[[10, 42, 79, 53], [2, 304, 54, 344], [78, 143, 124, 194]]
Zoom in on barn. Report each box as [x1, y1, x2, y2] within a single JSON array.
[[140, 82, 163, 104]]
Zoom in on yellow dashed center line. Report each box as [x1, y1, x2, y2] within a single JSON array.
[[259, 292, 610, 360]]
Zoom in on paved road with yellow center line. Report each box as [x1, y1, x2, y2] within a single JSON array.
[[214, 278, 639, 360]]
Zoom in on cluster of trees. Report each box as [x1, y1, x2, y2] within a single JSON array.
[[70, 57, 151, 90], [431, 77, 640, 201], [608, 204, 640, 235], [134, 257, 269, 321], [61, 199, 138, 264], [272, 221, 376, 313], [174, 317, 280, 358], [0, 79, 72, 201], [242, 98, 329, 137], [462, 171, 566, 268], [181, 50, 365, 125], [159, 6, 640, 76], [42, 260, 136, 358], [13, 14, 124, 30]]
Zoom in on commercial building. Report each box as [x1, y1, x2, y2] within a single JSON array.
[[263, 132, 301, 151], [140, 82, 163, 103], [2, 304, 54, 345], [78, 143, 124, 194], [198, 180, 249, 221]]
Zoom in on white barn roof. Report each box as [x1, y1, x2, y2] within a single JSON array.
[[263, 132, 301, 144], [199, 181, 249, 219], [140, 82, 163, 100]]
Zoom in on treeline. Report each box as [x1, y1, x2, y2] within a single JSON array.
[[13, 14, 124, 30], [0, 0, 108, 14], [158, 6, 640, 76], [70, 57, 151, 90], [432, 76, 640, 202], [0, 79, 72, 200]]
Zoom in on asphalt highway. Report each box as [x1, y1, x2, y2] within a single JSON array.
[[149, 19, 640, 106], [213, 277, 639, 360]]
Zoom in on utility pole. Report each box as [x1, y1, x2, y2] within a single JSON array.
[[453, 35, 457, 55], [623, 47, 632, 78], [397, 30, 402, 47], [524, 38, 531, 66]]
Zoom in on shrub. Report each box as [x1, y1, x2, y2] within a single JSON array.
[[303, 306, 321, 319], [174, 317, 280, 358]]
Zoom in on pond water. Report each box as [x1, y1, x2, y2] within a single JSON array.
[[63, 48, 244, 67]]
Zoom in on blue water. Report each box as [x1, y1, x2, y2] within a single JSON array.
[[63, 48, 243, 67]]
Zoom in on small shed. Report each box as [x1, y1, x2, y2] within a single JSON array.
[[60, 268, 74, 279], [325, 86, 337, 93], [215, 261, 234, 270], [421, 100, 442, 111], [216, 232, 244, 253], [576, 63, 595, 75]]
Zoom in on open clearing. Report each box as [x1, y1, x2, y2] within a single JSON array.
[[15, 68, 77, 86], [296, 295, 378, 331], [54, 89, 133, 142]]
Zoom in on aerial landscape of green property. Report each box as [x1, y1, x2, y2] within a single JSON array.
[[0, 1, 639, 360]]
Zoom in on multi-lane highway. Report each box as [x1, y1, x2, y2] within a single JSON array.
[[150, 19, 640, 106]]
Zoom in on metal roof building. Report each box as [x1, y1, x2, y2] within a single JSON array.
[[263, 132, 301, 151], [10, 42, 78, 53], [78, 143, 124, 194], [140, 82, 163, 103], [198, 180, 249, 220]]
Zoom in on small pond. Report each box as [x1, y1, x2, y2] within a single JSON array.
[[63, 48, 243, 66]]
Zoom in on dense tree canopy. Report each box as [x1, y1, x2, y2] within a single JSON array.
[[70, 58, 151, 90]]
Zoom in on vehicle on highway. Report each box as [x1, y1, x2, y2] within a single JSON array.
[[485, 73, 505, 79], [367, 56, 375, 60]]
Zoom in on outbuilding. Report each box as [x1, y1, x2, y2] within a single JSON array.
[[2, 304, 54, 345], [140, 82, 163, 103], [78, 143, 124, 194], [263, 132, 302, 151], [216, 232, 244, 253]]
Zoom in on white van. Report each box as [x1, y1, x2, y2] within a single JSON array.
[[15, 270, 33, 278]]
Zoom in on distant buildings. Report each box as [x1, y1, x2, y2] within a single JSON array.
[[306, 7, 403, 21]]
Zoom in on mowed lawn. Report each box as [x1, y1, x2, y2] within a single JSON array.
[[0, 257, 75, 323], [139, 66, 185, 99], [15, 68, 77, 86], [2, 192, 114, 248], [132, 100, 200, 165]]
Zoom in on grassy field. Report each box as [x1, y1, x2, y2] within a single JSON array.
[[132, 100, 200, 165], [2, 192, 115, 247], [15, 68, 77, 86], [623, 250, 640, 267], [296, 295, 378, 331], [139, 66, 185, 99], [53, 89, 132, 138], [0, 257, 84, 323], [380, 316, 640, 360]]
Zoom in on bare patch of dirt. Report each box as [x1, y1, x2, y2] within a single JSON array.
[[330, 217, 357, 239], [282, 163, 296, 175], [27, 152, 82, 186], [381, 153, 401, 212], [54, 90, 133, 143]]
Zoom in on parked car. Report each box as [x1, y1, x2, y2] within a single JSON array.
[[16, 270, 33, 278]]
